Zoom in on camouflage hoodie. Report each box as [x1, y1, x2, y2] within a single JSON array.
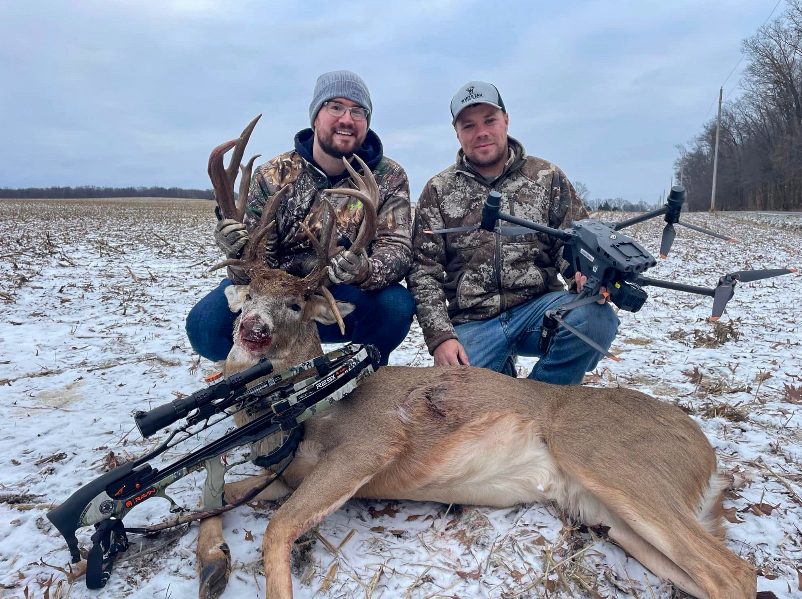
[[230, 128, 412, 290], [407, 137, 587, 354]]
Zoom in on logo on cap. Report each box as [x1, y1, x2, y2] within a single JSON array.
[[461, 86, 484, 105]]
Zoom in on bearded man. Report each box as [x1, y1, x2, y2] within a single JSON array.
[[187, 70, 413, 366]]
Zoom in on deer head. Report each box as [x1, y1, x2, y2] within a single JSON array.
[[207, 117, 379, 372]]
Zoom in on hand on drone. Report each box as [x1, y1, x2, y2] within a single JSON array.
[[574, 272, 609, 303]]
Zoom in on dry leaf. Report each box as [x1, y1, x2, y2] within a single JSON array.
[[453, 529, 474, 550], [244, 529, 254, 542], [456, 569, 481, 580], [368, 504, 398, 518], [722, 506, 743, 523]]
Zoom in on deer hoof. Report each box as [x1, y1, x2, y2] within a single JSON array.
[[198, 542, 231, 599]]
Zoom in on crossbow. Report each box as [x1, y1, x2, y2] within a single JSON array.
[[47, 343, 378, 589], [430, 185, 796, 359]]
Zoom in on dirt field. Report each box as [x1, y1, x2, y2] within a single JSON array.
[[1, 198, 800, 598]]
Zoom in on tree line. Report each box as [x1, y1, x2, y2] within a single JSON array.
[[0, 186, 213, 200], [676, 0, 802, 211]]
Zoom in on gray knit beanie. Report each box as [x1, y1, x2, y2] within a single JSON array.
[[309, 70, 372, 126]]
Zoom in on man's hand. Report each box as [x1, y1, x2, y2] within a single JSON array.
[[433, 339, 471, 366], [328, 249, 371, 285], [214, 219, 249, 258], [574, 272, 608, 303]]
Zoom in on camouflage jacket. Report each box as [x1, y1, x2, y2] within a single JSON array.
[[229, 129, 412, 290], [407, 137, 587, 354]]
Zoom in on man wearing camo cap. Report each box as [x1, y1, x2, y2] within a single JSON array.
[[187, 70, 414, 366], [407, 81, 619, 384]]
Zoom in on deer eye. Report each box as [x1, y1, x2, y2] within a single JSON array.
[[244, 293, 252, 301], [288, 303, 302, 312]]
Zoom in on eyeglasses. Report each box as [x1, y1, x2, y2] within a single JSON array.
[[323, 101, 370, 121]]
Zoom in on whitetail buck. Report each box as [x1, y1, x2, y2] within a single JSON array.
[[196, 119, 758, 599]]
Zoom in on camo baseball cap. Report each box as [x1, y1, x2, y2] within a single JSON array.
[[450, 81, 506, 123]]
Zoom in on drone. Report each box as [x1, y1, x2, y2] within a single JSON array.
[[429, 185, 797, 360]]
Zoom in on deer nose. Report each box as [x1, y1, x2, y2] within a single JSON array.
[[240, 316, 272, 344]]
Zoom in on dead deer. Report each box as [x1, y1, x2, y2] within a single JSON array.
[[197, 118, 757, 599]]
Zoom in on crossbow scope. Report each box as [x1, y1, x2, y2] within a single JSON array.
[[429, 186, 797, 360]]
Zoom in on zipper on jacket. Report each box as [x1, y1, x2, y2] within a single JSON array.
[[495, 187, 505, 312]]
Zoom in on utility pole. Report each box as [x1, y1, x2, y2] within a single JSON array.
[[710, 86, 723, 212]]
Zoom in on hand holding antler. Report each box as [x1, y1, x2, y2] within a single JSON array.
[[328, 249, 371, 285], [214, 218, 249, 258], [324, 155, 379, 286]]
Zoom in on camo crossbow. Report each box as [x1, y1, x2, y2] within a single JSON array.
[[47, 343, 379, 589]]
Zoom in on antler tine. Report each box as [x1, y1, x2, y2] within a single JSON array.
[[208, 257, 246, 273], [323, 155, 379, 254], [208, 139, 240, 220], [207, 114, 262, 221], [236, 154, 262, 220], [299, 201, 346, 334], [242, 185, 289, 267], [225, 114, 262, 187], [300, 200, 337, 284]]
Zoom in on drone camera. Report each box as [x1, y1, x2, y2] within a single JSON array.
[[609, 280, 648, 313]]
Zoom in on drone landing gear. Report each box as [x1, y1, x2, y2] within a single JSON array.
[[539, 291, 621, 361]]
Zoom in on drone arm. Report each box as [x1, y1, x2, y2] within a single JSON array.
[[635, 275, 715, 297], [612, 206, 667, 231], [496, 212, 573, 240]]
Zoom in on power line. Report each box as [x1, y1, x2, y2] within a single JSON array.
[[721, 0, 784, 92], [703, 0, 786, 121]]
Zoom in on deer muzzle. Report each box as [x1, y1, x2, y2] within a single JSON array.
[[238, 316, 272, 351]]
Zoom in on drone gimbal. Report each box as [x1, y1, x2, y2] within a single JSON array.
[[430, 186, 797, 360]]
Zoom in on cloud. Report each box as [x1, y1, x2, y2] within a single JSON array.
[[0, 0, 778, 200]]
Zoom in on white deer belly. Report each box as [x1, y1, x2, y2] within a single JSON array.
[[403, 417, 568, 508]]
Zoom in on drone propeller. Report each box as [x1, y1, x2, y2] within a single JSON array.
[[659, 220, 737, 259], [677, 220, 737, 242], [659, 224, 676, 259], [710, 267, 797, 320]]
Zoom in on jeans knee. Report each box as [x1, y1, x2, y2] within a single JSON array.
[[375, 285, 415, 327], [566, 303, 619, 346]]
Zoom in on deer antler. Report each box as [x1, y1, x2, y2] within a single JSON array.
[[208, 114, 262, 221], [208, 115, 287, 273], [299, 200, 346, 334], [323, 155, 379, 254]]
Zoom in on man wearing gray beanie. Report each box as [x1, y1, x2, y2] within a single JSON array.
[[188, 70, 414, 368]]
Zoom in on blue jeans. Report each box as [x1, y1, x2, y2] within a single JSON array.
[[454, 291, 619, 385], [186, 279, 414, 365]]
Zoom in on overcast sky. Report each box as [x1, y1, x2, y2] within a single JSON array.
[[0, 0, 781, 203]]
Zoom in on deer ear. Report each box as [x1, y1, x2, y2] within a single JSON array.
[[224, 284, 250, 313], [305, 295, 356, 325]]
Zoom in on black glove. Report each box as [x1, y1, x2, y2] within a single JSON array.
[[328, 249, 371, 285], [214, 219, 249, 258]]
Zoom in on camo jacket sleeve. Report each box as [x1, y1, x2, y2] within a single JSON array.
[[361, 159, 413, 290], [549, 169, 588, 287], [406, 181, 458, 354]]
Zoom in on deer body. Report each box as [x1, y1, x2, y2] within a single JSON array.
[[198, 122, 756, 599], [254, 366, 753, 599]]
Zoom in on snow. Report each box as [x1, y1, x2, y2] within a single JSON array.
[[1, 199, 800, 598]]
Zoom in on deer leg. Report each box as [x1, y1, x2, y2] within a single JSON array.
[[197, 516, 231, 599], [261, 443, 395, 599], [574, 485, 755, 599], [223, 472, 294, 505], [197, 458, 230, 599]]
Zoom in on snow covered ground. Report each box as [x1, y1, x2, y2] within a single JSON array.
[[1, 198, 800, 598]]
